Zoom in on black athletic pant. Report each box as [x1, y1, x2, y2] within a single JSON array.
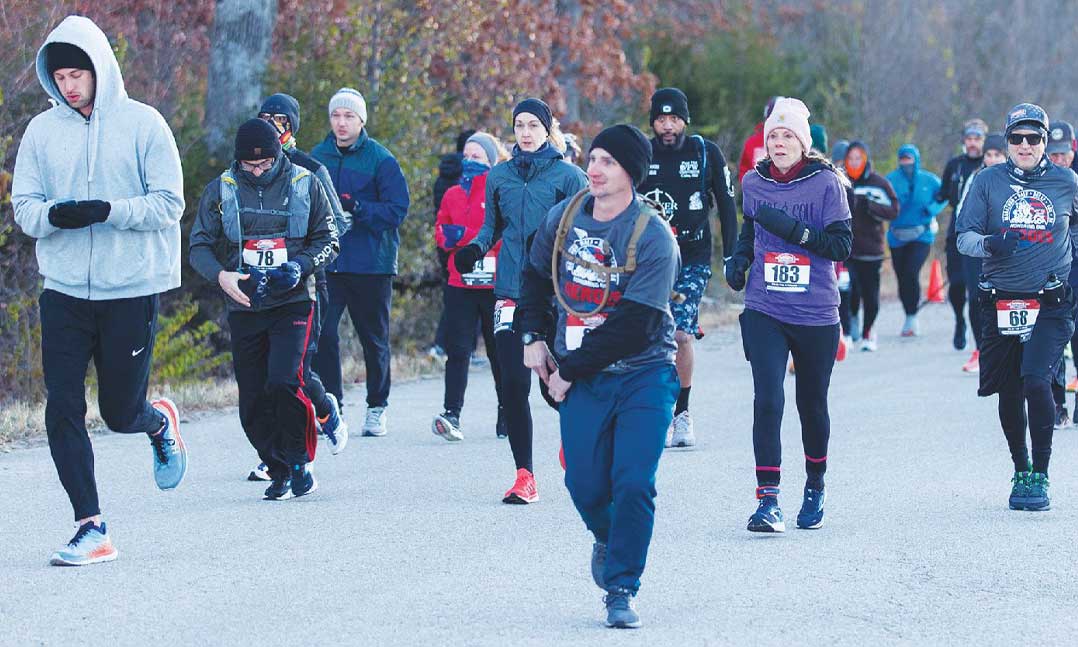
[[229, 301, 317, 478], [848, 259, 882, 336], [303, 281, 331, 418], [443, 286, 503, 415], [978, 288, 1074, 474], [890, 242, 931, 315], [740, 308, 839, 488], [40, 289, 165, 521], [315, 273, 393, 410], [964, 256, 984, 349], [838, 288, 851, 337], [946, 235, 967, 330]]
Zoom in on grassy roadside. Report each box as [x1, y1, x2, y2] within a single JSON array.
[[0, 350, 446, 452]]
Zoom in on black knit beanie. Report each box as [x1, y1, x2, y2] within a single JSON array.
[[590, 124, 653, 188], [46, 42, 94, 74], [513, 98, 552, 134], [234, 118, 282, 161], [259, 93, 301, 135], [650, 87, 690, 124]]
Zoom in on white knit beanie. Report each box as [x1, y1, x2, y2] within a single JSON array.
[[764, 97, 812, 154], [328, 87, 367, 123]]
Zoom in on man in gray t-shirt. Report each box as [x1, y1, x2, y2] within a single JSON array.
[[516, 124, 680, 630], [956, 103, 1078, 512]]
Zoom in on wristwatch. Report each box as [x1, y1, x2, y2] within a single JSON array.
[[521, 331, 546, 345], [799, 228, 811, 245]]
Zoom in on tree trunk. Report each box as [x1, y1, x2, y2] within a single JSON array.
[[203, 0, 278, 158], [554, 0, 582, 124]]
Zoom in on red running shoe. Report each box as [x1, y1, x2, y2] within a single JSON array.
[[559, 445, 566, 471], [503, 468, 538, 504], [835, 336, 848, 362]]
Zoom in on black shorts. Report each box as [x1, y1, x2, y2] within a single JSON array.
[[977, 286, 1075, 396]]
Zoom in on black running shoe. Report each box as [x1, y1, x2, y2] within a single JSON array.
[[591, 541, 607, 589], [953, 320, 967, 350], [1009, 470, 1032, 510], [264, 476, 292, 501], [1055, 405, 1070, 430], [290, 463, 318, 498]]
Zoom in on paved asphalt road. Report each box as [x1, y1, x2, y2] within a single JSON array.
[[3, 302, 1078, 646]]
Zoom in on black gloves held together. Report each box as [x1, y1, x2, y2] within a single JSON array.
[[48, 200, 111, 229], [752, 204, 806, 244]]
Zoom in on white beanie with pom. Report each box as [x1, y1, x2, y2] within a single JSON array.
[[764, 97, 812, 153]]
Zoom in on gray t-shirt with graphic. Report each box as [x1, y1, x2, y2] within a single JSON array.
[[529, 195, 680, 373]]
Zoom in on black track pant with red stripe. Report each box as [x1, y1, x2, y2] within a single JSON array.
[[228, 301, 317, 479]]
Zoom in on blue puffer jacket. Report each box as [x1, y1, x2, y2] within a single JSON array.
[[885, 144, 946, 247], [312, 129, 410, 274]]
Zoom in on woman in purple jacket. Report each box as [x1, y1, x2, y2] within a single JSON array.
[[725, 98, 853, 533]]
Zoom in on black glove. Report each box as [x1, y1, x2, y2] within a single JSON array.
[[453, 243, 482, 274], [725, 256, 750, 292], [266, 261, 302, 295], [984, 230, 1020, 257], [753, 204, 806, 244], [48, 201, 83, 229], [239, 267, 270, 307], [76, 200, 111, 224], [340, 193, 358, 213]]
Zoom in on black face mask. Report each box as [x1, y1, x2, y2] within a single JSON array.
[[236, 155, 283, 187], [1006, 154, 1051, 182]]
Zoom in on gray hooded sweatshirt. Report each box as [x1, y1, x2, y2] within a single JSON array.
[[12, 15, 185, 300]]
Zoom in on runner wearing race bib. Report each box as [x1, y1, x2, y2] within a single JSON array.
[[518, 124, 679, 629], [431, 132, 508, 442], [957, 103, 1078, 512], [726, 97, 852, 534], [190, 119, 338, 502]]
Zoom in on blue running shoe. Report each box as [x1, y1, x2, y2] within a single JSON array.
[[1009, 471, 1032, 510], [320, 394, 349, 455], [748, 487, 785, 533], [796, 486, 826, 529], [1025, 472, 1050, 511], [291, 463, 318, 498], [591, 541, 607, 590], [248, 462, 271, 482], [150, 398, 187, 490], [50, 521, 118, 566], [604, 587, 641, 629]]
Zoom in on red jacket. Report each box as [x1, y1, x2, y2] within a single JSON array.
[[738, 123, 766, 181], [435, 172, 501, 289]]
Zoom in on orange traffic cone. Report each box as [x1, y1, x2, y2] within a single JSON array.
[[927, 258, 945, 303]]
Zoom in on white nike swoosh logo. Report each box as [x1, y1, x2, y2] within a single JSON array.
[[132, 347, 146, 357]]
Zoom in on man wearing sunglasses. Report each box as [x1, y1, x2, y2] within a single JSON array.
[[957, 103, 1078, 512], [234, 94, 353, 483], [189, 118, 339, 501]]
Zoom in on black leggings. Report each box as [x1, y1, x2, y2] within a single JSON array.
[[838, 288, 851, 337], [442, 286, 503, 415], [890, 242, 931, 315], [495, 327, 536, 473], [998, 377, 1054, 474], [740, 308, 839, 487], [963, 256, 984, 349], [946, 236, 967, 330], [848, 259, 882, 336]]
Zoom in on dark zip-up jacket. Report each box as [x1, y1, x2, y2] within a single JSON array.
[[471, 144, 588, 299], [311, 129, 410, 274]]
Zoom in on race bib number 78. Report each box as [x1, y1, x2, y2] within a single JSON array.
[[242, 238, 288, 269]]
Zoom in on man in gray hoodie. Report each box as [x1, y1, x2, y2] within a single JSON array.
[[12, 16, 187, 566]]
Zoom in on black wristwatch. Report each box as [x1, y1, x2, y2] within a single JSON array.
[[521, 331, 546, 345]]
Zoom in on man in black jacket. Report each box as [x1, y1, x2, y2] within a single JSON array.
[[518, 124, 680, 629], [938, 118, 988, 350], [637, 87, 738, 449], [189, 119, 338, 501]]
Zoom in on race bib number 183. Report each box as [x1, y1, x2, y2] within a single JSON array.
[[764, 252, 811, 293]]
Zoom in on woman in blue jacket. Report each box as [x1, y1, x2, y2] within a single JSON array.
[[453, 98, 588, 504], [886, 144, 946, 336]]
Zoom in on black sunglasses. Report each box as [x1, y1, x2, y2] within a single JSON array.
[[1007, 133, 1043, 146]]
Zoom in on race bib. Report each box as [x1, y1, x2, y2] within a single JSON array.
[[996, 299, 1039, 337], [494, 298, 516, 334], [764, 252, 811, 293], [836, 262, 850, 291], [461, 252, 496, 287], [242, 238, 288, 269], [565, 313, 608, 351]]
